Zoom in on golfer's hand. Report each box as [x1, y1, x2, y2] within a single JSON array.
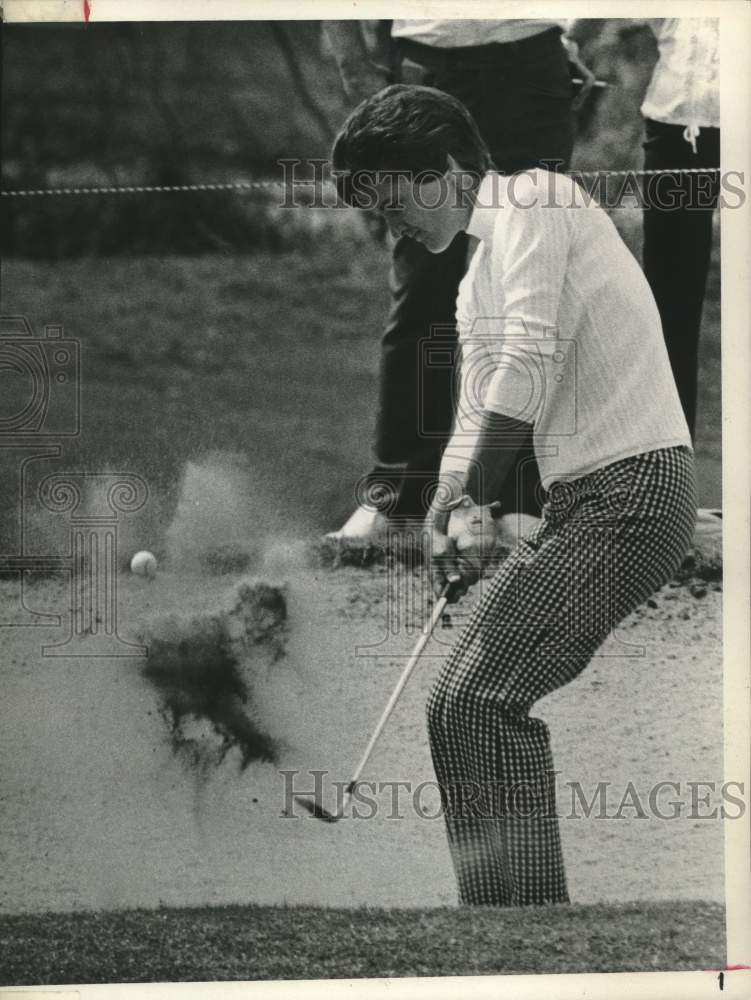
[[429, 530, 468, 604], [566, 41, 596, 111], [448, 497, 500, 580]]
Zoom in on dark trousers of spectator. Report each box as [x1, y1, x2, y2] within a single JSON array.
[[363, 28, 575, 521], [642, 118, 720, 440]]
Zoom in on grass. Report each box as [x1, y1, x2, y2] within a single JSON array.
[[0, 900, 726, 984], [0, 208, 721, 561], [0, 235, 387, 553]]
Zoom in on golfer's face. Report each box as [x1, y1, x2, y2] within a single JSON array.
[[375, 173, 459, 253]]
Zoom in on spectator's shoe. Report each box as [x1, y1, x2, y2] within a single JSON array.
[[695, 507, 722, 525], [688, 508, 722, 578], [325, 505, 390, 543], [694, 508, 722, 544]]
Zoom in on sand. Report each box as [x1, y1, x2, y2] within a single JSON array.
[[0, 553, 724, 915]]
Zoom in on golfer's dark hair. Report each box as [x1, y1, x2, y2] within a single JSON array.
[[332, 84, 492, 207]]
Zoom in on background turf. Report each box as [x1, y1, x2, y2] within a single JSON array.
[[0, 901, 726, 984]]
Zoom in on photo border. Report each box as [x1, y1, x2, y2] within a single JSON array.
[[1, 1, 749, 997]]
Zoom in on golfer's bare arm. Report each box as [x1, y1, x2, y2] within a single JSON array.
[[466, 412, 532, 505], [322, 21, 393, 104]]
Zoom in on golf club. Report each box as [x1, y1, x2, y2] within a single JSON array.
[[295, 571, 462, 823]]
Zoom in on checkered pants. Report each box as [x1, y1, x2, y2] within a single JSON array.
[[426, 446, 696, 906]]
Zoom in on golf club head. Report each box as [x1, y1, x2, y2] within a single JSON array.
[[293, 795, 342, 823]]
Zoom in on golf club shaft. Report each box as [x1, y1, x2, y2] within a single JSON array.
[[344, 577, 458, 797], [294, 574, 460, 822]]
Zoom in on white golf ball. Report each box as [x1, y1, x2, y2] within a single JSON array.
[[130, 550, 157, 578]]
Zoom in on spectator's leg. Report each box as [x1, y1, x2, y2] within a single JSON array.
[[464, 32, 575, 174], [642, 120, 720, 439], [373, 231, 468, 520]]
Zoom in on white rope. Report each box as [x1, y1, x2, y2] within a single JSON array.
[[574, 167, 720, 178], [0, 167, 723, 199], [0, 180, 285, 198]]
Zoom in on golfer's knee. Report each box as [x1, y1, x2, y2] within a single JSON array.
[[426, 673, 483, 736], [427, 667, 527, 741], [425, 680, 446, 737]]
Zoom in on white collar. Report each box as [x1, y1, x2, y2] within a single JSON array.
[[466, 172, 504, 243]]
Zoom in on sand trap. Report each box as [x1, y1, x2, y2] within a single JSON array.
[[0, 555, 723, 914], [0, 453, 725, 913]]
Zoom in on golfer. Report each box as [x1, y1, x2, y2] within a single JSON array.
[[332, 85, 696, 906], [325, 18, 592, 536]]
